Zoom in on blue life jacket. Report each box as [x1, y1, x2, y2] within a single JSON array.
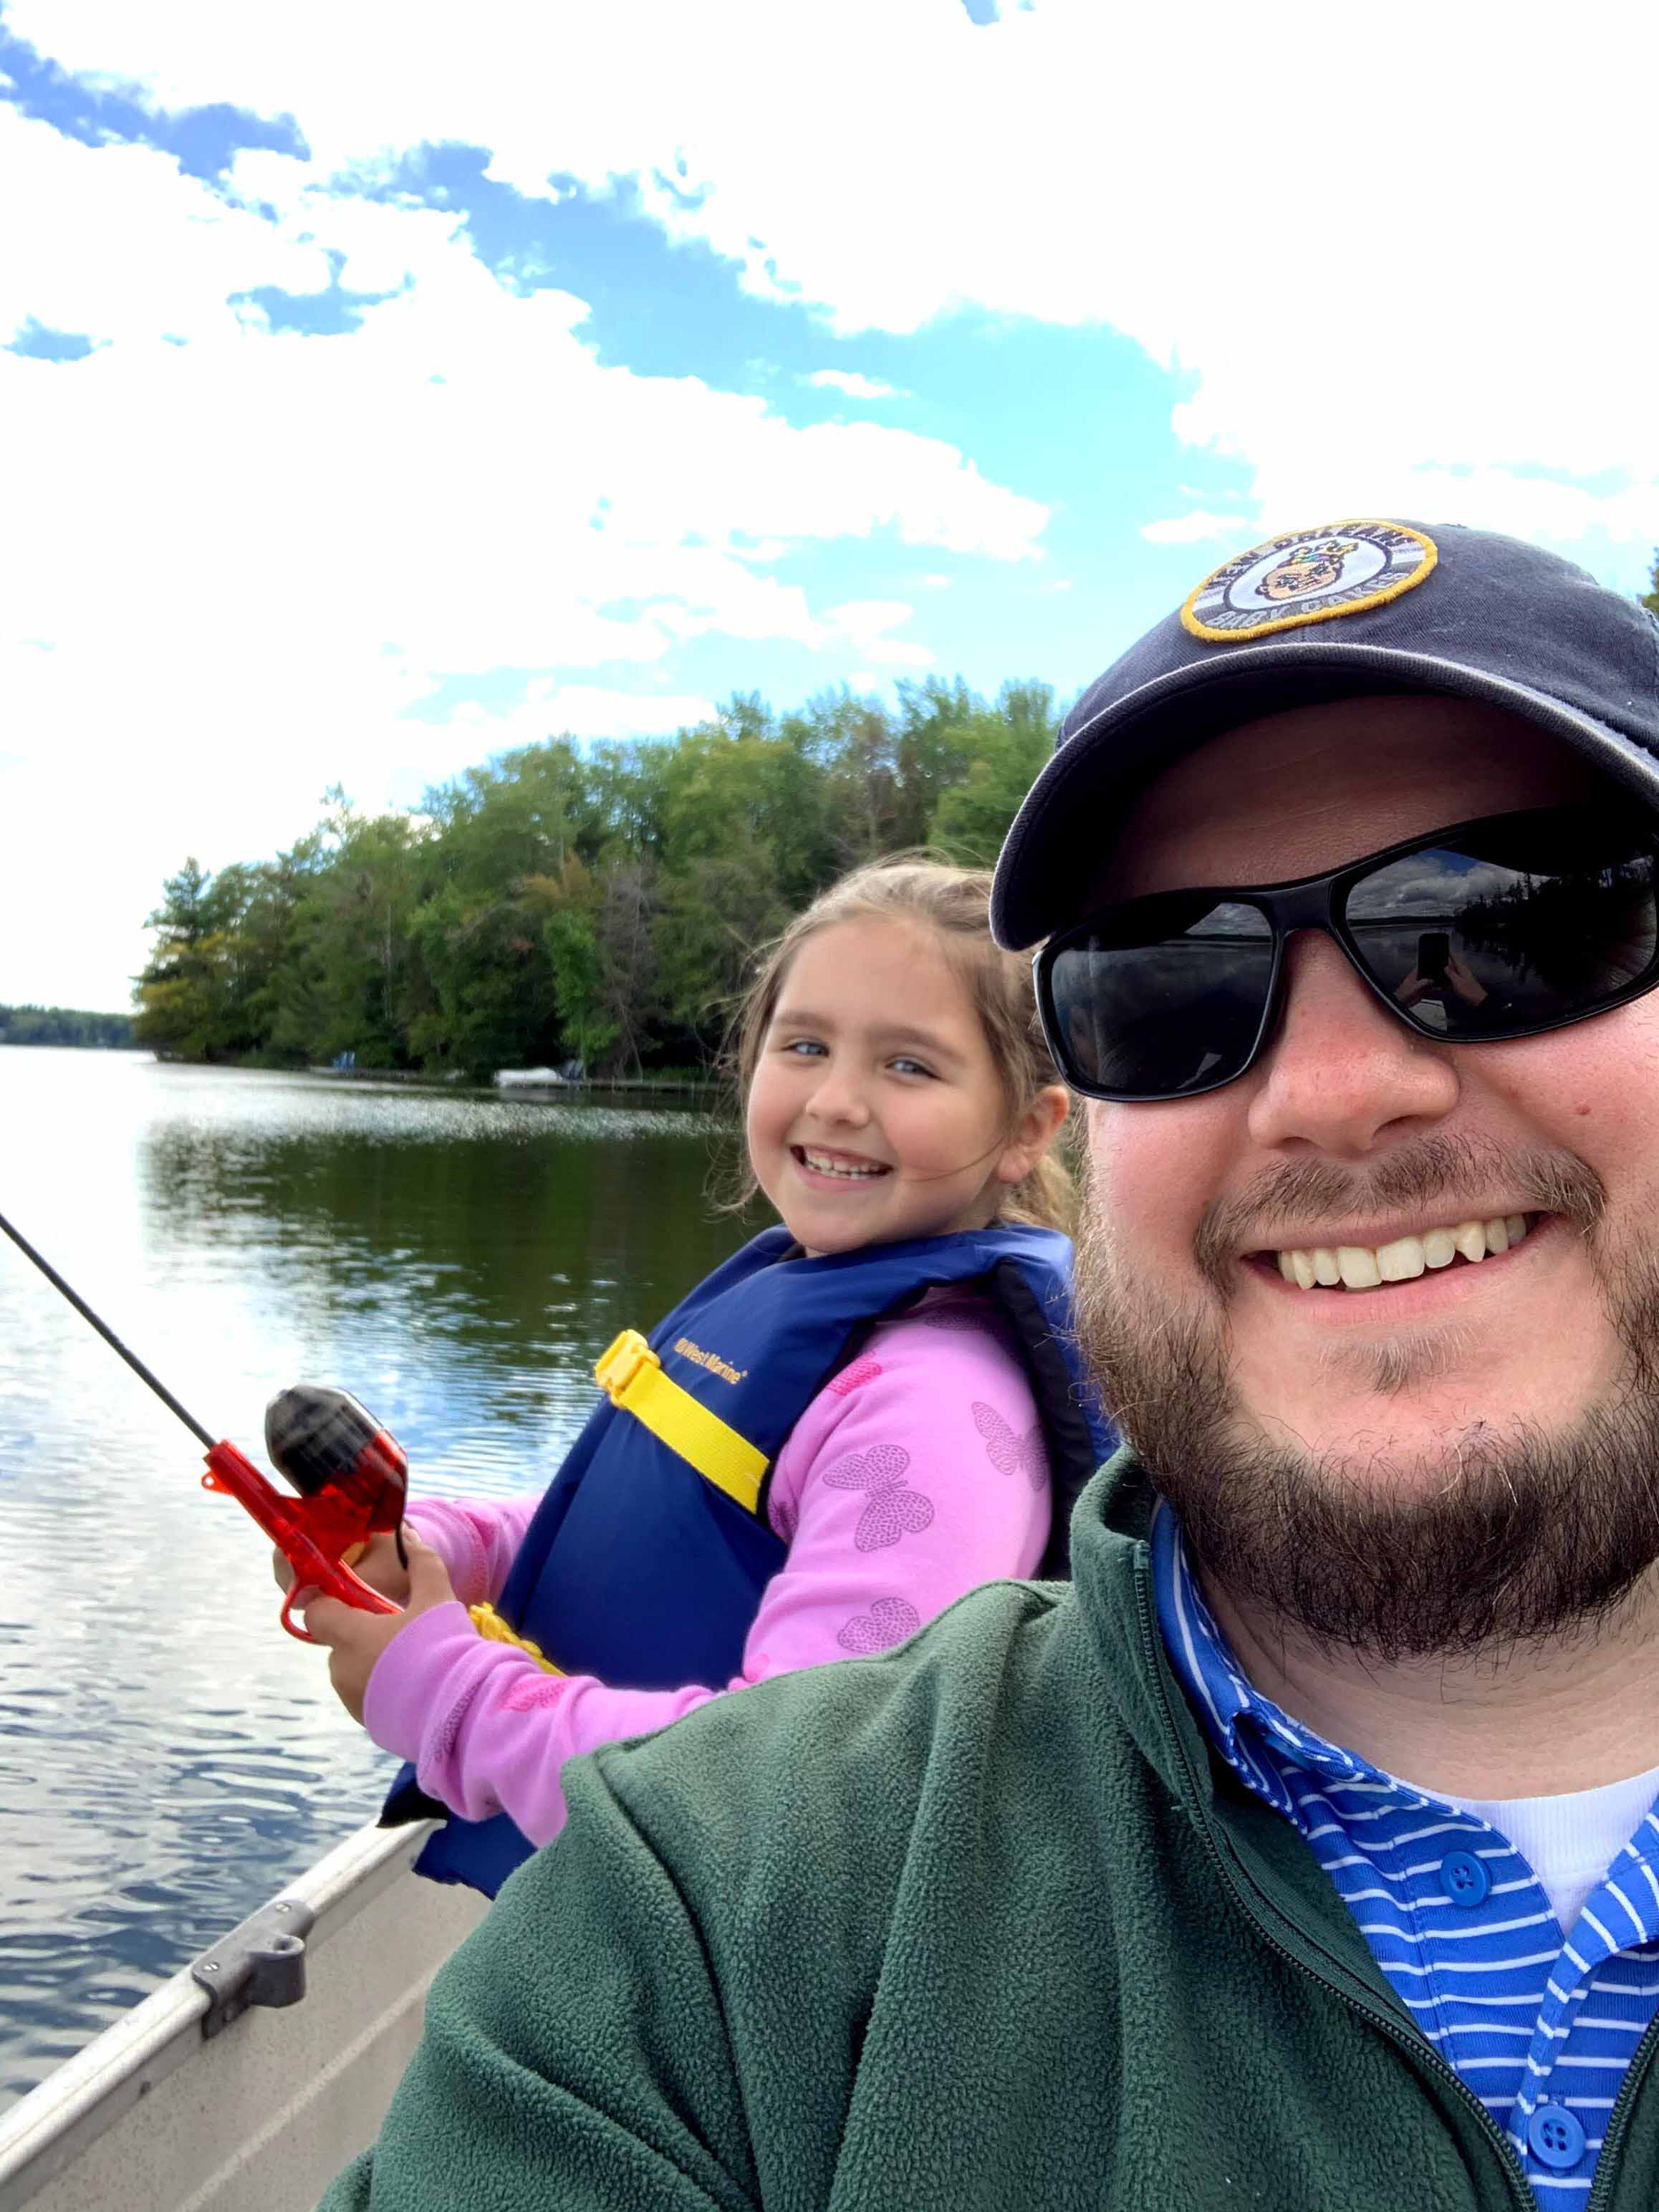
[[382, 1222, 1112, 1897]]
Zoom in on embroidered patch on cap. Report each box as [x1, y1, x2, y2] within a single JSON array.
[[1181, 519, 1437, 643]]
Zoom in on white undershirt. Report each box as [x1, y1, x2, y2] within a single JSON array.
[[1429, 1761, 1659, 1935]]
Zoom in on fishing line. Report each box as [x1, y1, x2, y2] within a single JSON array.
[[0, 1205, 214, 1447]]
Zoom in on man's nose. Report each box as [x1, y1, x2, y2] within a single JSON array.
[[1244, 932, 1459, 1157]]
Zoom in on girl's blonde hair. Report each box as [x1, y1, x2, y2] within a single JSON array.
[[726, 856, 1074, 1234]]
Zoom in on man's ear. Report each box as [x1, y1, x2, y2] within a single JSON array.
[[996, 1084, 1071, 1185]]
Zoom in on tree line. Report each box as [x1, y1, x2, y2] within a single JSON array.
[[0, 1004, 136, 1049], [133, 680, 1058, 1079], [126, 552, 1659, 1081]]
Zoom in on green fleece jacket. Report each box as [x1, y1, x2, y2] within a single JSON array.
[[322, 1458, 1659, 2209]]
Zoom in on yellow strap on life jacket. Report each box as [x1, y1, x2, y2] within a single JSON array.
[[468, 1601, 560, 1675], [594, 1328, 768, 1516]]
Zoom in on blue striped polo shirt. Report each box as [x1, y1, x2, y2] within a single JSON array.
[[1152, 1502, 1659, 2198]]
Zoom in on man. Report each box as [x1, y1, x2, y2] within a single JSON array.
[[324, 519, 1659, 2209]]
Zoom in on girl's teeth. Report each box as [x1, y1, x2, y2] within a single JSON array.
[[802, 1151, 883, 1180], [1275, 1215, 1531, 1292]]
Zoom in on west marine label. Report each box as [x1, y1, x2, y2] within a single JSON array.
[[674, 1337, 748, 1385], [1181, 519, 1438, 642]]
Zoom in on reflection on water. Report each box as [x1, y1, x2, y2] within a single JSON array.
[[0, 1049, 744, 2106]]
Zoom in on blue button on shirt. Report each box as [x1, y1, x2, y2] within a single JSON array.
[[1152, 1503, 1659, 2198]]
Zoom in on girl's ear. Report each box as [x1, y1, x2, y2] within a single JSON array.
[[995, 1083, 1070, 1186]]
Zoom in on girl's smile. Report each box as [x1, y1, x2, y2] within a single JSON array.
[[790, 1143, 893, 1185]]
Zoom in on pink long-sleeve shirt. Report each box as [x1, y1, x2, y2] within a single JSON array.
[[362, 1289, 1052, 1847]]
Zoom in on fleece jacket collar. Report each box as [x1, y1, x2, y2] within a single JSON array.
[[1069, 1450, 1416, 2028]]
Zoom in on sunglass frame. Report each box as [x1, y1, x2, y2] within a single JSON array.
[[1034, 804, 1659, 1105]]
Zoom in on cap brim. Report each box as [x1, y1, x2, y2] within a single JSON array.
[[991, 641, 1659, 948]]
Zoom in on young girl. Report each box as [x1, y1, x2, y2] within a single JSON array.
[[299, 860, 1113, 1897]]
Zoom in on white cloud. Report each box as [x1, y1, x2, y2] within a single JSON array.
[[484, 683, 719, 743], [8, 0, 1659, 1001], [804, 369, 903, 400], [825, 600, 933, 668], [1140, 511, 1241, 547], [0, 107, 330, 344], [16, 0, 1655, 556], [0, 102, 1046, 1006]]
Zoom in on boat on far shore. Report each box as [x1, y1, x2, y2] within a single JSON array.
[[492, 1064, 570, 1087]]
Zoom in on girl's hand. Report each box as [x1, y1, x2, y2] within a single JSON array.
[[271, 1525, 413, 1604], [299, 1531, 458, 1725]]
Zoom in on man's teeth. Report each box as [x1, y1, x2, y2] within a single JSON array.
[[801, 1150, 885, 1180], [1274, 1215, 1530, 1292]]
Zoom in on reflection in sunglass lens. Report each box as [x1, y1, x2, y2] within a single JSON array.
[[1046, 898, 1274, 1097], [1344, 818, 1659, 1039]]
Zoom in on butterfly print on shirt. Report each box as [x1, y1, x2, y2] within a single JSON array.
[[837, 1595, 921, 1654], [828, 1357, 883, 1396], [973, 1401, 1047, 1491], [501, 1670, 569, 1713], [822, 1443, 936, 1552]]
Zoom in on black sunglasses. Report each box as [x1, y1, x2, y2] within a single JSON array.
[[1036, 804, 1659, 1104]]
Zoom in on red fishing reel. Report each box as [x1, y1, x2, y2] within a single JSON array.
[[203, 1385, 409, 1641], [0, 1206, 412, 1645]]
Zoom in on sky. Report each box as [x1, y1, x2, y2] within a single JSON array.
[[4, 0, 1657, 1012]]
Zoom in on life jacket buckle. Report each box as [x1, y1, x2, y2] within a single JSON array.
[[595, 1327, 660, 1405]]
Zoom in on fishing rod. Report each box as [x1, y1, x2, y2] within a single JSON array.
[[0, 1206, 406, 1641]]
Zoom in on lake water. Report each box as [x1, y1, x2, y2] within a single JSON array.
[[0, 1047, 743, 2108]]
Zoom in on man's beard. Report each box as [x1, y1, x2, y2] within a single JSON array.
[[1074, 1136, 1659, 1661]]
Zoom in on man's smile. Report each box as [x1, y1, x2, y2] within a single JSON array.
[[1261, 1208, 1538, 1291]]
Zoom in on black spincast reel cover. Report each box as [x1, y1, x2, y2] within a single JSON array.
[[264, 1384, 383, 1499]]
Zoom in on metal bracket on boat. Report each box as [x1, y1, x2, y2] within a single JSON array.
[[191, 1894, 317, 2039]]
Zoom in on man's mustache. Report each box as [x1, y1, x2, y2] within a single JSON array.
[[1192, 1135, 1606, 1298]]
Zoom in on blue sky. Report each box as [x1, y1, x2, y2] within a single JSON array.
[[2, 0, 1655, 1008]]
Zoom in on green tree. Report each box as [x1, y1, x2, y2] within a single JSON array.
[[520, 858, 620, 1070], [1642, 550, 1658, 617], [129, 668, 1059, 1079], [657, 721, 836, 907], [653, 851, 794, 1054], [277, 795, 431, 1067], [132, 857, 250, 1060], [0, 1004, 135, 1047], [928, 682, 1058, 865]]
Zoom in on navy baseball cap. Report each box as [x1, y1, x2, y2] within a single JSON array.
[[991, 519, 1659, 949]]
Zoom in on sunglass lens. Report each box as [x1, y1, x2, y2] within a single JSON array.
[[1344, 813, 1659, 1037], [1046, 897, 1275, 1097]]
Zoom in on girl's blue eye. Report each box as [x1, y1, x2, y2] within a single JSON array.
[[890, 1057, 934, 1078], [783, 1038, 827, 1058]]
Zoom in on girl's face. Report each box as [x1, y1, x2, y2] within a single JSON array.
[[745, 916, 1064, 1257]]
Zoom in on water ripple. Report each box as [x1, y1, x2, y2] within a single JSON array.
[[0, 1049, 746, 2106]]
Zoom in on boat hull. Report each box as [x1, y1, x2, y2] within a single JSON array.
[[0, 1822, 485, 2212]]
